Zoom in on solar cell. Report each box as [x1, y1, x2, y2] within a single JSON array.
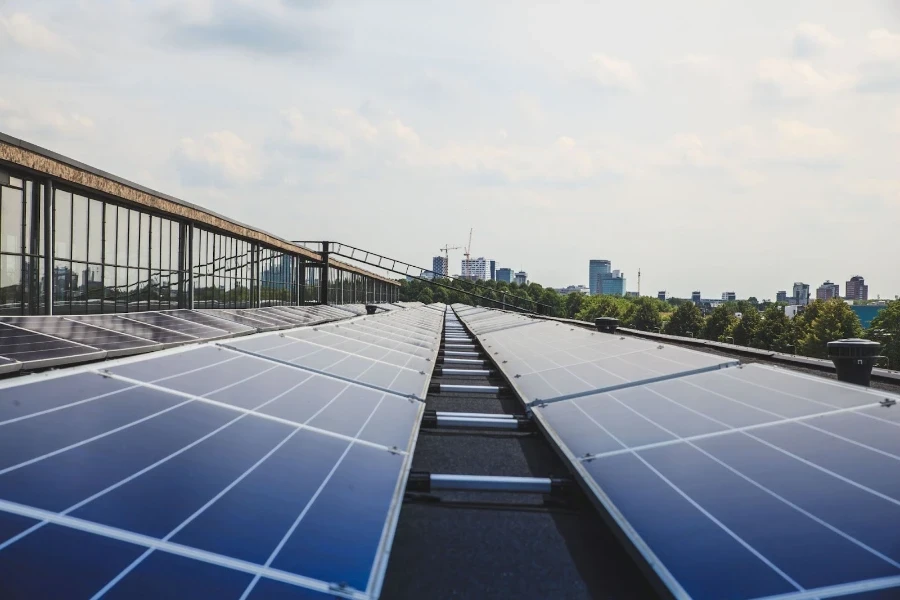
[[70, 315, 196, 346], [1, 316, 160, 357], [0, 306, 436, 599], [122, 312, 232, 341], [0, 321, 106, 369], [455, 307, 900, 600], [222, 309, 296, 329], [161, 309, 257, 335]]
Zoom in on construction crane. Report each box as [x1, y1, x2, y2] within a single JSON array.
[[463, 228, 473, 279], [438, 244, 461, 277]]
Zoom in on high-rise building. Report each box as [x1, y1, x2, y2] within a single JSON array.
[[588, 260, 612, 296], [658, 291, 667, 301], [489, 260, 496, 281], [496, 268, 514, 283], [845, 275, 868, 301], [600, 270, 626, 296], [460, 257, 489, 281], [721, 292, 736, 302], [793, 282, 810, 306], [691, 291, 701, 303], [776, 291, 788, 303], [816, 281, 840, 300], [432, 256, 448, 277], [515, 271, 528, 285]]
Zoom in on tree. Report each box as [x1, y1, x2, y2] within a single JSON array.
[[565, 292, 586, 319], [418, 287, 434, 304], [703, 304, 737, 341], [627, 297, 663, 331], [867, 300, 900, 369], [576, 295, 627, 321], [732, 308, 761, 346], [797, 299, 864, 358], [752, 304, 794, 352], [665, 302, 704, 337]]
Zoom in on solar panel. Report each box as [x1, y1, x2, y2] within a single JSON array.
[[478, 322, 736, 405], [70, 315, 197, 346], [0, 306, 442, 599], [122, 312, 233, 341], [455, 307, 900, 600], [219, 309, 296, 329], [161, 309, 257, 335], [0, 321, 106, 369], [222, 335, 431, 400], [0, 316, 161, 358]]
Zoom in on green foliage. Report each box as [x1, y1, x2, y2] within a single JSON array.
[[795, 299, 864, 358], [752, 304, 795, 352], [731, 307, 761, 346], [565, 292, 586, 319], [665, 302, 704, 337], [867, 300, 900, 369], [627, 297, 663, 331], [703, 305, 737, 342], [576, 295, 629, 321]]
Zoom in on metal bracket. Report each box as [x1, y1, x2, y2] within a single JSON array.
[[881, 398, 897, 408]]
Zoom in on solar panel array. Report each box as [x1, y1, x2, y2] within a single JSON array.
[[0, 304, 444, 599], [453, 305, 900, 600], [0, 304, 362, 373]]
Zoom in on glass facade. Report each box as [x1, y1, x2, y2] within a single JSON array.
[[52, 189, 184, 314], [0, 163, 397, 315], [0, 174, 44, 315]]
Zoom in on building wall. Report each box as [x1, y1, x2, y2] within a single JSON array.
[[432, 256, 448, 277], [0, 146, 397, 315], [489, 260, 496, 281], [496, 268, 514, 283], [461, 257, 489, 280], [600, 272, 626, 296], [588, 259, 611, 295], [793, 283, 810, 306], [846, 276, 868, 301], [816, 282, 840, 301], [692, 291, 701, 303], [721, 292, 736, 301], [515, 271, 527, 285]]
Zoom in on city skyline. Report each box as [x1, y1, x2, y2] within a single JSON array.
[[3, 2, 898, 299]]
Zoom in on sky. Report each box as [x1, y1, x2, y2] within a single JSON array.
[[1, 0, 899, 300]]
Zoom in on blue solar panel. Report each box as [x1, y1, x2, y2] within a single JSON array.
[[0, 305, 444, 599], [454, 307, 900, 600]]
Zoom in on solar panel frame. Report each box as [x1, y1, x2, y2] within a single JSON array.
[[0, 321, 107, 369], [69, 315, 198, 347], [454, 308, 900, 600], [0, 307, 445, 599], [0, 316, 161, 358], [120, 312, 235, 341], [0, 355, 21, 376], [160, 309, 257, 335]]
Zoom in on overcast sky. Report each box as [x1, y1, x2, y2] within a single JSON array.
[[1, 0, 898, 299]]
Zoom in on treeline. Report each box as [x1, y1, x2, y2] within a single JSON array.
[[398, 277, 565, 314], [399, 278, 900, 368]]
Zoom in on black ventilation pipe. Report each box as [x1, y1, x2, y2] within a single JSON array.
[[595, 317, 619, 334], [827, 338, 881, 387]]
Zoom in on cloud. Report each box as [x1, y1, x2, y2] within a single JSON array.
[[590, 54, 640, 92], [855, 29, 900, 94], [755, 58, 853, 98], [791, 23, 842, 57], [867, 28, 900, 60], [668, 54, 721, 73], [0, 98, 93, 136], [0, 12, 72, 54], [770, 119, 844, 162], [161, 0, 332, 55], [174, 131, 260, 186]]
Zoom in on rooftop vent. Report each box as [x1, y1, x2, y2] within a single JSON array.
[[827, 338, 880, 387], [365, 305, 378, 315], [595, 317, 619, 334]]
